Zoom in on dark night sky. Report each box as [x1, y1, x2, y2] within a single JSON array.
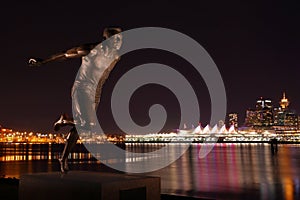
[[1, 0, 300, 133]]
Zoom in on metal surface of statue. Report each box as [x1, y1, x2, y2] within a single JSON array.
[[29, 27, 123, 173]]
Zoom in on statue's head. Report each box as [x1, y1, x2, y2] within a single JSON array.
[[103, 27, 122, 50]]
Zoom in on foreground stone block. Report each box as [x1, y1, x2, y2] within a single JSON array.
[[19, 171, 160, 200]]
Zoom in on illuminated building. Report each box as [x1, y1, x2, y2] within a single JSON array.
[[255, 97, 273, 126], [272, 92, 298, 131], [245, 109, 258, 127], [273, 107, 284, 125], [228, 113, 238, 128], [284, 112, 298, 129], [256, 97, 272, 110], [280, 92, 289, 110], [274, 92, 291, 126]]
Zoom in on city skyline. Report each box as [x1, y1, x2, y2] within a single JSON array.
[[230, 91, 299, 129], [1, 1, 300, 133], [1, 91, 298, 133]]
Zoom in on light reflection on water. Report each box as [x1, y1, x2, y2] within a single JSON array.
[[0, 144, 92, 162], [140, 143, 300, 200], [0, 143, 300, 199]]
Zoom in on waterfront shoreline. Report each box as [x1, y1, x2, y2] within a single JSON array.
[[1, 140, 300, 144], [126, 140, 300, 144]]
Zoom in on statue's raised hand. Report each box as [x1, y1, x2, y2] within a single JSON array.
[[28, 58, 43, 67]]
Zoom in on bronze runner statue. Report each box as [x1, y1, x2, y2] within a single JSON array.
[[28, 27, 122, 173]]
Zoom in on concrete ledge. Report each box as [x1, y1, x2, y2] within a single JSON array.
[[19, 171, 160, 200]]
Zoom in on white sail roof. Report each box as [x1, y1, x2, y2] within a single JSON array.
[[193, 124, 202, 134], [219, 125, 227, 134], [228, 125, 237, 133], [202, 125, 211, 134], [211, 124, 219, 134]]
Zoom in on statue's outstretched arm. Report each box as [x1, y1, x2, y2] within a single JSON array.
[[28, 42, 99, 67]]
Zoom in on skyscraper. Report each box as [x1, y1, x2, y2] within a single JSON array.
[[284, 112, 298, 129], [274, 92, 297, 130], [228, 113, 238, 128], [256, 97, 272, 110], [256, 97, 273, 126], [245, 109, 257, 127], [273, 106, 284, 125], [280, 92, 289, 110]]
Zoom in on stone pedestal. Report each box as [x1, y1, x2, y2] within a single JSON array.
[[19, 171, 160, 200]]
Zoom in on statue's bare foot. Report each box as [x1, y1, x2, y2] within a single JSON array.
[[59, 158, 69, 174], [64, 159, 69, 171]]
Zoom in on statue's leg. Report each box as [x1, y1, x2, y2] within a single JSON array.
[[59, 127, 79, 173]]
